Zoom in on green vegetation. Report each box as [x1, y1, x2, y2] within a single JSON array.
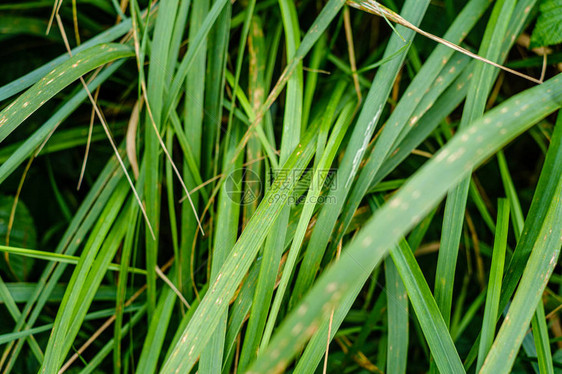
[[0, 0, 560, 373]]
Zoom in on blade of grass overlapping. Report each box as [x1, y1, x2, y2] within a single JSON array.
[[290, 0, 430, 307], [222, 260, 262, 367], [242, 90, 344, 367], [498, 126, 561, 318], [203, 0, 231, 183], [199, 122, 243, 372], [159, 123, 319, 373], [457, 3, 546, 362], [39, 180, 130, 373], [0, 43, 133, 143], [384, 257, 408, 374], [0, 245, 145, 274], [480, 112, 562, 373], [222, 203, 308, 368], [177, 0, 208, 297], [0, 152, 125, 371], [474, 121, 557, 374], [0, 277, 43, 365], [223, 70, 279, 167], [0, 14, 137, 101], [161, 0, 229, 125], [288, 55, 474, 373], [293, 265, 386, 373], [0, 61, 124, 184], [246, 73, 562, 374], [497, 146, 554, 373], [368, 0, 539, 236], [136, 271, 178, 374], [531, 301, 554, 374], [113, 202, 140, 373], [369, 64, 472, 188], [213, 0, 346, 193], [260, 100, 355, 352], [294, 262, 386, 373], [56, 201, 133, 367], [388, 237, 464, 373], [79, 305, 147, 374], [198, 3, 242, 370], [244, 15, 266, 227], [201, 3, 238, 372], [463, 70, 555, 370], [330, 0, 491, 249], [157, 284, 206, 363], [476, 198, 509, 371], [178, 6, 347, 287], [142, 0, 179, 316], [433, 0, 516, 334], [237, 0, 305, 362], [302, 34, 327, 128], [363, 194, 464, 373], [169, 111, 209, 205], [0, 305, 141, 346]]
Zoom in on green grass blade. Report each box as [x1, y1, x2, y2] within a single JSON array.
[[0, 43, 133, 144], [0, 17, 134, 101], [162, 0, 228, 124], [389, 238, 464, 373], [0, 244, 145, 275], [113, 203, 140, 373], [136, 282, 177, 374], [476, 198, 509, 371], [497, 151, 525, 239], [531, 301, 555, 374], [143, 0, 180, 317], [202, 0, 230, 182], [384, 257, 408, 374], [0, 276, 43, 365], [0, 61, 124, 184]]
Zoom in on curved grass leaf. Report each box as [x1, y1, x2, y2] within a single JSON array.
[[0, 61, 125, 184], [0, 43, 134, 144], [0, 17, 134, 101]]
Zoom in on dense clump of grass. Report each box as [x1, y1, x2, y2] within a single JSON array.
[[0, 0, 560, 373]]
